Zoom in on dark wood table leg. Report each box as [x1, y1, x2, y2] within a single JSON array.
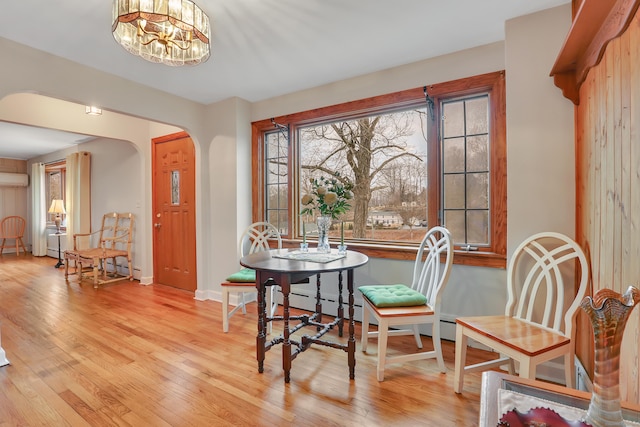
[[281, 276, 292, 383], [347, 268, 356, 380], [315, 273, 322, 330], [256, 272, 267, 373], [337, 270, 344, 337]]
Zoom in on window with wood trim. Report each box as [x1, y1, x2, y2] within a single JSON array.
[[265, 128, 289, 235], [252, 71, 506, 267], [45, 162, 66, 227]]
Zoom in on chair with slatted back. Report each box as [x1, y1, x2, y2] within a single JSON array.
[[0, 216, 27, 255], [64, 212, 134, 288], [359, 226, 453, 381], [221, 222, 282, 333], [453, 231, 589, 393]]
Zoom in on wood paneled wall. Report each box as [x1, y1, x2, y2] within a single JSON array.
[[0, 158, 27, 174], [0, 158, 28, 223], [576, 8, 640, 404]]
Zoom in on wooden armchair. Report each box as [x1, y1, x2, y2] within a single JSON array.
[[64, 212, 134, 288], [0, 216, 27, 255]]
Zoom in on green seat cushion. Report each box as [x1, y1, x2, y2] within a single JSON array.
[[358, 284, 427, 307], [225, 268, 256, 283]]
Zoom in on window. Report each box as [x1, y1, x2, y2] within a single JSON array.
[[265, 128, 289, 234], [45, 162, 66, 226], [441, 95, 490, 247], [252, 71, 506, 267], [298, 108, 428, 245]]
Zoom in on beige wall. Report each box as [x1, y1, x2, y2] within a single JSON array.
[[251, 41, 505, 122], [506, 4, 575, 254]]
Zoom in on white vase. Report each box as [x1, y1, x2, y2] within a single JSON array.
[[316, 215, 332, 253]]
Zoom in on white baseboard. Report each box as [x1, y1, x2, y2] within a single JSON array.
[[194, 289, 214, 301], [139, 276, 153, 285]]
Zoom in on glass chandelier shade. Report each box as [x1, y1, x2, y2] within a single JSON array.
[[112, 0, 210, 66]]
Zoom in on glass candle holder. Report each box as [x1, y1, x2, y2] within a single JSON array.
[[337, 244, 347, 254], [300, 242, 309, 253]]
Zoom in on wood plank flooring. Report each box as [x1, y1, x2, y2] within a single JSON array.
[[0, 254, 497, 426]]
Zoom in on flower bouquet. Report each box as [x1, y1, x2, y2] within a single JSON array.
[[300, 174, 353, 252]]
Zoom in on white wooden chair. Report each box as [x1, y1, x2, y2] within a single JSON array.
[[359, 226, 453, 381], [221, 222, 281, 333], [453, 231, 589, 393]]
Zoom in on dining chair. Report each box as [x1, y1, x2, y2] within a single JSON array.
[[0, 216, 27, 255], [221, 222, 281, 333], [359, 226, 453, 381], [453, 231, 589, 393]]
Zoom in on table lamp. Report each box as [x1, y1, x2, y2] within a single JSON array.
[[48, 199, 66, 233]]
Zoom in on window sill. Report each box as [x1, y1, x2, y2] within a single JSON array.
[[281, 240, 506, 268]]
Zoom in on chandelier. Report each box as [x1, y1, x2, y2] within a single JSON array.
[[112, 0, 210, 66]]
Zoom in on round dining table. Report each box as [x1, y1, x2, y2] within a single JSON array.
[[240, 248, 369, 383]]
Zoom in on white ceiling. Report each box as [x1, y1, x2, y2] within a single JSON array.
[[0, 123, 93, 161], [0, 0, 570, 160]]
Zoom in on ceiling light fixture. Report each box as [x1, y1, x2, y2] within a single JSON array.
[[85, 106, 102, 116], [112, 0, 210, 67]]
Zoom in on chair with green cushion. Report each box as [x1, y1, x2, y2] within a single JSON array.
[[359, 226, 453, 381], [221, 222, 281, 333]]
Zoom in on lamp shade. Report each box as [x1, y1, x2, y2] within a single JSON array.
[[48, 199, 66, 215]]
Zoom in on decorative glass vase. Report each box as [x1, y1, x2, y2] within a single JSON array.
[[581, 286, 640, 427], [316, 215, 332, 253]]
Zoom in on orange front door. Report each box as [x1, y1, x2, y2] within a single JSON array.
[[152, 132, 197, 291]]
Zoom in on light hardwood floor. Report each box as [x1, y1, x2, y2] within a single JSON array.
[[0, 254, 496, 426]]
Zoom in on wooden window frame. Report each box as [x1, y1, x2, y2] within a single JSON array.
[[45, 161, 67, 228], [251, 71, 506, 268]]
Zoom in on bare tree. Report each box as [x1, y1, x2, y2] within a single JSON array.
[[397, 204, 423, 240], [300, 110, 426, 238]]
